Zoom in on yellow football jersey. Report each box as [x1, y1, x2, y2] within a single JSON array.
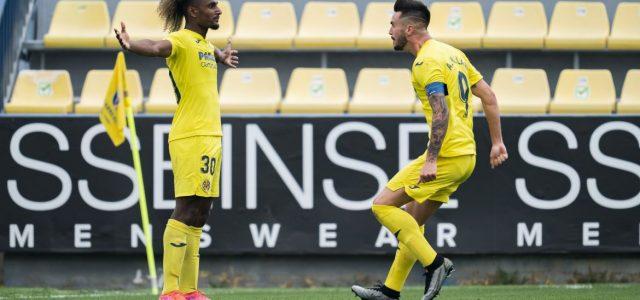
[[412, 39, 483, 157], [165, 29, 222, 142]]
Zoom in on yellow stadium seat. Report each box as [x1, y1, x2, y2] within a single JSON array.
[[413, 95, 481, 114], [483, 1, 547, 49], [545, 1, 609, 50], [281, 68, 349, 113], [357, 2, 394, 49], [76, 70, 143, 114], [617, 70, 640, 114], [349, 68, 414, 113], [5, 70, 73, 114], [105, 1, 167, 48], [232, 2, 296, 49], [429, 2, 485, 49], [549, 69, 616, 114], [146, 68, 178, 114], [207, 1, 234, 49], [491, 68, 550, 114], [295, 2, 360, 49], [219, 68, 281, 113], [44, 1, 110, 48], [608, 2, 640, 50]]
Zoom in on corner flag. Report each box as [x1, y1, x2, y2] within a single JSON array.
[[99, 52, 159, 295], [99, 52, 128, 146]]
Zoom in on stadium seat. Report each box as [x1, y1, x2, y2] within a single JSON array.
[[617, 70, 640, 114], [219, 68, 281, 113], [295, 2, 360, 49], [491, 68, 550, 114], [4, 70, 73, 114], [608, 2, 640, 50], [428, 2, 485, 49], [207, 1, 234, 49], [357, 2, 394, 49], [545, 1, 609, 50], [549, 69, 616, 114], [44, 1, 110, 48], [348, 68, 414, 113], [232, 2, 296, 49], [105, 1, 167, 48], [146, 68, 178, 114], [483, 1, 547, 49], [76, 70, 143, 114], [281, 68, 349, 114]]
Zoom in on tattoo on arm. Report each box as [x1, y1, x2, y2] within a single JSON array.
[[427, 93, 449, 163]]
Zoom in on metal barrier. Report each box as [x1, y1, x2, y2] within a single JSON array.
[[0, 0, 34, 110]]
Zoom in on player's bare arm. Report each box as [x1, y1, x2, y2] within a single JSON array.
[[472, 79, 508, 169], [114, 22, 172, 58], [420, 92, 449, 183]]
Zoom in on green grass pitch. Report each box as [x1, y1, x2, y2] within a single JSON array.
[[1, 284, 639, 299]]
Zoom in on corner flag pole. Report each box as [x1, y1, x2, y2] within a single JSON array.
[[121, 60, 158, 295]]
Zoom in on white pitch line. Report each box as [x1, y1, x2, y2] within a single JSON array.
[[0, 292, 150, 299]]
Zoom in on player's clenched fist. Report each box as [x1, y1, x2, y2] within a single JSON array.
[[489, 142, 508, 169], [419, 161, 437, 183], [114, 22, 130, 50]]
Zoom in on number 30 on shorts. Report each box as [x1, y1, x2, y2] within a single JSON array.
[[200, 155, 216, 175]]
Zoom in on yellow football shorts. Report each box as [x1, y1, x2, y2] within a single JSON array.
[[169, 136, 222, 198], [387, 154, 476, 203]]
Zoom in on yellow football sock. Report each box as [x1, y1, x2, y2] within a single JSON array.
[[162, 219, 190, 294], [372, 205, 437, 267], [383, 225, 424, 291], [179, 225, 203, 293]]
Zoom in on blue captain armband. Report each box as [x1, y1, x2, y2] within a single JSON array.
[[426, 82, 446, 96]]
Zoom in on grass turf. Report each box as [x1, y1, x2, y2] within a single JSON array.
[[0, 284, 639, 299]]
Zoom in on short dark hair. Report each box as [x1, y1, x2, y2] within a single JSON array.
[[394, 0, 430, 28]]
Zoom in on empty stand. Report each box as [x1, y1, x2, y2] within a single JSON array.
[[281, 68, 349, 113], [428, 2, 485, 49], [232, 2, 296, 50], [357, 2, 394, 49], [5, 70, 73, 114], [549, 69, 616, 114], [608, 2, 640, 50], [76, 70, 143, 114], [207, 1, 234, 49], [483, 1, 547, 49], [219, 68, 281, 113], [617, 69, 640, 114], [491, 68, 550, 114], [44, 0, 110, 48], [105, 1, 167, 48], [146, 68, 178, 114], [546, 1, 609, 49], [295, 2, 360, 49], [349, 68, 414, 113]]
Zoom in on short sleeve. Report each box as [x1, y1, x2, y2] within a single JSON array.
[[165, 33, 184, 60], [464, 55, 483, 86], [414, 57, 445, 90]]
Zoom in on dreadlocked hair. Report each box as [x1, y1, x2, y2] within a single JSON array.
[[158, 0, 192, 32]]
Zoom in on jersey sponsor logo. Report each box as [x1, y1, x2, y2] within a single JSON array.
[[198, 51, 217, 69]]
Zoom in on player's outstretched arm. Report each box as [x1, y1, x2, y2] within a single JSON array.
[[419, 92, 449, 183], [472, 79, 508, 169], [215, 39, 239, 68], [114, 22, 172, 58]]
